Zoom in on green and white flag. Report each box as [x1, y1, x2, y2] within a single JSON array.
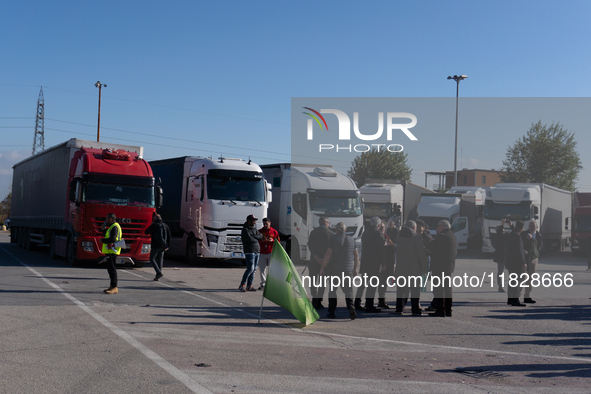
[[263, 240, 319, 325]]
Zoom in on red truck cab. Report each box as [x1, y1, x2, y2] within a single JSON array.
[[60, 147, 161, 265]]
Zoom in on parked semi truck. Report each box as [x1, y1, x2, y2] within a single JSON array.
[[570, 192, 591, 256], [359, 180, 433, 226], [260, 164, 363, 262], [11, 138, 160, 265], [149, 156, 271, 263], [482, 183, 571, 254], [416, 193, 477, 249]]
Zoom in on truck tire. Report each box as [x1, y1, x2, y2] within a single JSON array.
[[186, 236, 199, 265], [49, 234, 58, 259], [66, 235, 78, 266], [18, 228, 26, 249]]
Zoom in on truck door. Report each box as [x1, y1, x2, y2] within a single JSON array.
[[291, 193, 308, 260], [451, 217, 469, 250]]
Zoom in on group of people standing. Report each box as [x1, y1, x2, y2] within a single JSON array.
[[307, 215, 458, 319], [238, 214, 280, 292], [493, 218, 543, 306]]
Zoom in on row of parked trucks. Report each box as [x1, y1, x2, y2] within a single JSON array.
[[9, 138, 582, 265]]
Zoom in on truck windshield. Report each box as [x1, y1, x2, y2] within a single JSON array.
[[207, 175, 265, 202], [484, 201, 531, 220], [84, 183, 156, 207], [418, 216, 449, 230], [574, 216, 591, 232], [364, 202, 394, 220], [309, 194, 362, 217]]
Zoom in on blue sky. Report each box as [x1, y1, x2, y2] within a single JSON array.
[[2, 1, 591, 198]]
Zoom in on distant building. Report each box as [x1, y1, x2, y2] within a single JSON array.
[[445, 169, 503, 189]]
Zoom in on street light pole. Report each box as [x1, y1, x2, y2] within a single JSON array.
[[95, 81, 107, 142], [447, 75, 467, 187]]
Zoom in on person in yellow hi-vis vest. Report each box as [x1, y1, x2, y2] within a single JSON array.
[[100, 213, 122, 294]]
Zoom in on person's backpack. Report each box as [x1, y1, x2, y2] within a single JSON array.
[[154, 222, 168, 247]]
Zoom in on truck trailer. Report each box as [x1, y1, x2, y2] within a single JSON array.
[[149, 156, 271, 263], [260, 164, 363, 262], [482, 183, 571, 254], [570, 192, 591, 256], [11, 138, 160, 266]]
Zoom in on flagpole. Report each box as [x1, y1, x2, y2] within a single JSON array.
[[257, 291, 265, 324]]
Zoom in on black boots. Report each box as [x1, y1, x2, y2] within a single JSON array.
[[378, 298, 390, 309], [354, 298, 366, 311], [365, 298, 382, 313]]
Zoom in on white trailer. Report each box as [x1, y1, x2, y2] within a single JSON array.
[[482, 183, 572, 254], [261, 164, 363, 262], [150, 157, 271, 263]]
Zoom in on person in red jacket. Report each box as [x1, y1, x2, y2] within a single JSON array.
[[258, 218, 280, 290]]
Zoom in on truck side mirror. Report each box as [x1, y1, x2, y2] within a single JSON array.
[[156, 185, 163, 208], [69, 179, 81, 205], [534, 206, 539, 215], [265, 180, 272, 203], [565, 217, 569, 230]]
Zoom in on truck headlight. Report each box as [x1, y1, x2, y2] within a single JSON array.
[[483, 239, 491, 247], [142, 244, 151, 254], [82, 241, 94, 252], [571, 239, 578, 245], [206, 233, 219, 246]]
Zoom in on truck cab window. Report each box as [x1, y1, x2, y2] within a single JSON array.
[[83, 183, 155, 208]]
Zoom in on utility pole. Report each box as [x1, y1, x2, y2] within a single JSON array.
[[447, 75, 467, 187], [32, 87, 45, 155], [95, 81, 106, 142]]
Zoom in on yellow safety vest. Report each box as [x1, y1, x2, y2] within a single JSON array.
[[102, 222, 122, 255]]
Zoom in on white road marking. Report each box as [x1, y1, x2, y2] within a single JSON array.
[[0, 246, 212, 394]]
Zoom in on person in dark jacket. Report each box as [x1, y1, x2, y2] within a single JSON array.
[[307, 217, 333, 309], [493, 219, 514, 293], [144, 213, 172, 281], [239, 214, 263, 292], [319, 222, 359, 320], [394, 220, 428, 315], [416, 219, 433, 247], [505, 220, 527, 306], [355, 216, 388, 313], [377, 221, 396, 309], [521, 220, 543, 303], [426, 220, 457, 317]]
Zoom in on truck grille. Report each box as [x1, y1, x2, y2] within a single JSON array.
[[92, 217, 149, 237], [223, 244, 244, 253]]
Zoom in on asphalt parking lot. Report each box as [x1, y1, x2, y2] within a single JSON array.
[[1, 231, 590, 393]]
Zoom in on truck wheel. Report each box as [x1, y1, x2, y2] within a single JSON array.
[[49, 234, 58, 259], [66, 236, 78, 266], [18, 228, 26, 249], [186, 237, 199, 265]]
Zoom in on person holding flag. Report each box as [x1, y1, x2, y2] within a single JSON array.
[[257, 218, 280, 290]]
